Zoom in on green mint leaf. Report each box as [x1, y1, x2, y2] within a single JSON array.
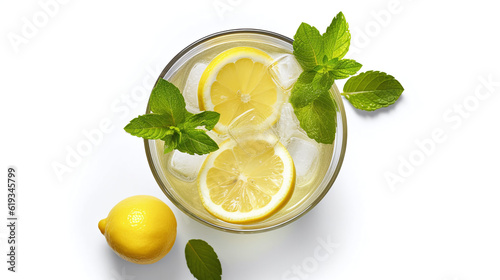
[[324, 57, 339, 68], [149, 78, 187, 124], [183, 111, 220, 130], [342, 71, 404, 111], [290, 70, 337, 144], [124, 114, 175, 139], [163, 142, 175, 153], [323, 11, 351, 60], [313, 65, 325, 72], [328, 59, 362, 79], [185, 239, 222, 280], [293, 22, 324, 71], [292, 90, 337, 144], [290, 71, 334, 108], [177, 129, 219, 155], [322, 55, 329, 64], [162, 129, 181, 153]]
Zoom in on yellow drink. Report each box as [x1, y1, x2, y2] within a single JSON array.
[[145, 30, 347, 232]]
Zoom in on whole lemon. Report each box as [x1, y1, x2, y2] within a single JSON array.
[[98, 195, 177, 264]]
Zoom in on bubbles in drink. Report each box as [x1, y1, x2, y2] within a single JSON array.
[[268, 54, 303, 90], [286, 136, 320, 185], [168, 150, 208, 182], [182, 63, 207, 113]]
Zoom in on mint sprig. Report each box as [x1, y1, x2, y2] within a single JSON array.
[[185, 239, 222, 280], [124, 79, 220, 155], [291, 11, 356, 144], [291, 11, 404, 144]]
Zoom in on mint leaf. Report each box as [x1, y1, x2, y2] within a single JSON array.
[[313, 65, 325, 72], [324, 57, 339, 68], [290, 71, 334, 107], [323, 12, 350, 60], [322, 55, 329, 64], [124, 114, 175, 139], [177, 129, 219, 155], [183, 111, 220, 130], [162, 129, 180, 153], [292, 90, 337, 144], [290, 70, 337, 144], [185, 239, 222, 280], [328, 59, 362, 79], [149, 79, 187, 125], [293, 23, 324, 71], [342, 71, 404, 111]]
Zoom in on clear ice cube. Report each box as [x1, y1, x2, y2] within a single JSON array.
[[168, 150, 208, 182], [286, 136, 319, 185], [228, 108, 279, 155], [276, 103, 305, 144], [207, 130, 228, 145], [182, 63, 207, 113], [268, 54, 303, 90]]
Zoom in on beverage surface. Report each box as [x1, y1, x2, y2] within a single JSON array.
[[155, 36, 335, 224]]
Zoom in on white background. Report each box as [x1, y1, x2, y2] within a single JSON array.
[[1, 0, 500, 279]]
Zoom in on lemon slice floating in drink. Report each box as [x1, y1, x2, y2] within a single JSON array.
[[198, 47, 283, 134], [198, 136, 295, 223]]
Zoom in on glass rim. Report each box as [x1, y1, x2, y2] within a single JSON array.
[[144, 28, 348, 233]]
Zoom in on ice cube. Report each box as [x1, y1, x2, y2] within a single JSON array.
[[168, 150, 208, 182], [268, 54, 303, 90], [228, 109, 278, 155], [183, 63, 207, 113], [276, 103, 305, 144], [207, 130, 228, 145], [286, 136, 319, 185]]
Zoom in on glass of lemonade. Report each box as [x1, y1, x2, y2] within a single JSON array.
[[144, 29, 347, 233]]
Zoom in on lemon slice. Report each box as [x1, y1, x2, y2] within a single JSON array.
[[198, 47, 283, 134], [197, 136, 295, 223]]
